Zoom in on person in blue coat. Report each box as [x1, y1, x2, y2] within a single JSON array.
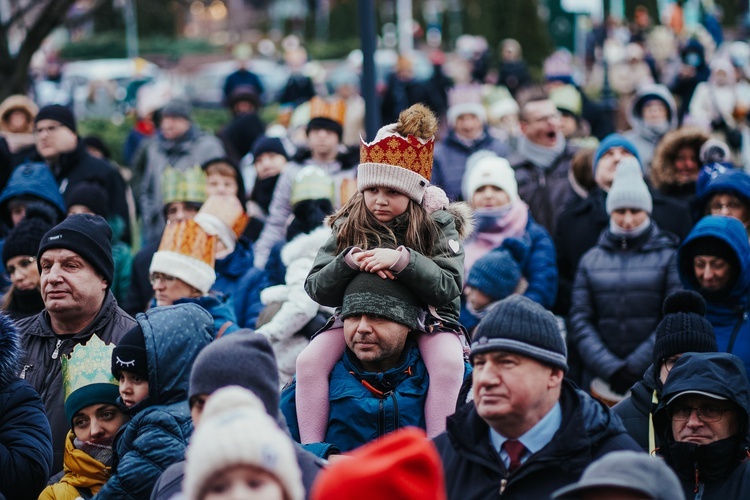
[[694, 164, 750, 239], [0, 313, 53, 500], [213, 236, 267, 329], [678, 215, 750, 376], [96, 303, 213, 499]]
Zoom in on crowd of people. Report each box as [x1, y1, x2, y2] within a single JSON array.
[[4, 11, 750, 500]]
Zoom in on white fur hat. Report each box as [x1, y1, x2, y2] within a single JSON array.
[[183, 386, 304, 500]]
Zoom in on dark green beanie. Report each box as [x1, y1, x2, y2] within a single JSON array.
[[341, 272, 422, 330]]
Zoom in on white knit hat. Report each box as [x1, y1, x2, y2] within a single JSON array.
[[606, 157, 653, 215], [183, 386, 304, 500], [462, 153, 518, 202]]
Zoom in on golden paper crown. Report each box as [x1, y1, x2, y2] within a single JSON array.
[[157, 219, 216, 268], [162, 165, 207, 205], [62, 336, 117, 403], [309, 96, 346, 125], [359, 134, 435, 182]]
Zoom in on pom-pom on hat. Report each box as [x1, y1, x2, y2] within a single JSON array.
[[310, 428, 446, 500], [149, 219, 216, 294], [359, 103, 437, 203], [183, 386, 304, 500], [462, 152, 518, 201], [653, 290, 717, 369], [605, 156, 652, 215]]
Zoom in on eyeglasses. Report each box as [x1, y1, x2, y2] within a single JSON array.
[[33, 123, 62, 136], [4, 256, 36, 280], [708, 200, 745, 212], [662, 356, 680, 373], [149, 272, 177, 285], [668, 404, 737, 422], [524, 112, 561, 125]]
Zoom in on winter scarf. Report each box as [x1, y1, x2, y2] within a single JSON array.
[[464, 200, 529, 272], [517, 133, 566, 170]]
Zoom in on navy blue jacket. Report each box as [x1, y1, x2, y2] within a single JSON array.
[[281, 340, 471, 455], [434, 380, 641, 499], [678, 216, 750, 376], [0, 314, 52, 500], [213, 238, 267, 329], [96, 304, 213, 499]]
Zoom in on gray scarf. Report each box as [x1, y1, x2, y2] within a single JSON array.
[[517, 133, 566, 170]]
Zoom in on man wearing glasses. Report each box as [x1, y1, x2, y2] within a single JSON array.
[[654, 352, 750, 498]]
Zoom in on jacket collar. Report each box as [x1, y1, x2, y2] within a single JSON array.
[[32, 291, 118, 339]]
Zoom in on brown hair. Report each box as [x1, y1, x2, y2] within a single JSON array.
[[204, 162, 237, 179], [328, 192, 441, 256]]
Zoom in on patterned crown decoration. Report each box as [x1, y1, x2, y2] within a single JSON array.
[[62, 336, 118, 403], [162, 164, 207, 205], [360, 134, 435, 181], [150, 219, 217, 293], [309, 96, 347, 125]]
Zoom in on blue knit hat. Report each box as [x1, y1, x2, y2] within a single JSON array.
[[467, 238, 528, 301], [471, 295, 567, 372], [593, 134, 641, 172]]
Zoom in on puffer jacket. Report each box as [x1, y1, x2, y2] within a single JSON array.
[[0, 314, 52, 499], [305, 203, 473, 326], [213, 237, 267, 329], [570, 223, 681, 385], [508, 142, 578, 235], [172, 293, 239, 337], [622, 84, 678, 171], [650, 126, 709, 204], [433, 380, 641, 499], [654, 352, 750, 498], [432, 129, 510, 201], [17, 292, 134, 473], [0, 161, 66, 226], [256, 227, 335, 383], [281, 340, 471, 455], [95, 303, 213, 499], [611, 364, 661, 453], [40, 431, 109, 499], [137, 127, 225, 244], [678, 216, 750, 375]]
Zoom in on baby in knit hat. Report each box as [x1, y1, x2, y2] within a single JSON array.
[[184, 386, 304, 500]]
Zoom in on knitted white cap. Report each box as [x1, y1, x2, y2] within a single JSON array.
[[183, 386, 304, 500], [462, 153, 518, 202], [447, 102, 487, 128], [606, 157, 653, 215]]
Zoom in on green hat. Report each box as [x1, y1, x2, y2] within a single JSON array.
[[290, 165, 335, 206], [162, 164, 207, 206], [62, 336, 120, 424], [341, 272, 422, 330]]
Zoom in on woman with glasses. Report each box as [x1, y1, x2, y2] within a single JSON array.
[[1, 204, 57, 319], [694, 165, 750, 241]]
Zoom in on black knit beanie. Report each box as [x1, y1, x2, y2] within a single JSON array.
[[2, 203, 57, 266], [35, 104, 77, 133], [112, 324, 148, 379], [253, 136, 290, 160], [341, 272, 422, 330], [307, 117, 343, 141], [37, 213, 114, 289], [64, 181, 109, 218], [653, 290, 718, 368], [189, 330, 280, 416], [471, 295, 568, 372]]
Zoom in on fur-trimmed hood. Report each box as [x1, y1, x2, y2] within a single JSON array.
[[281, 225, 332, 266], [0, 313, 21, 387], [445, 201, 475, 241], [627, 84, 678, 132], [650, 127, 709, 189], [0, 95, 38, 133]]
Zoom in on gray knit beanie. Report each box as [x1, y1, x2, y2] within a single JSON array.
[[188, 330, 279, 416], [162, 99, 193, 121], [341, 272, 422, 330], [605, 157, 653, 215], [471, 295, 567, 372]]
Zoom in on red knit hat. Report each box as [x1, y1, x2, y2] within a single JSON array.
[[310, 428, 446, 500]]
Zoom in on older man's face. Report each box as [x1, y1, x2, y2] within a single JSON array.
[[595, 146, 636, 190], [472, 350, 563, 438], [343, 314, 409, 372], [39, 248, 107, 320], [670, 394, 741, 445], [520, 100, 561, 148], [34, 119, 78, 161]]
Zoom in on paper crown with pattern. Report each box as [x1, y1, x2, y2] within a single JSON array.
[[62, 336, 119, 423], [358, 103, 437, 203], [290, 165, 335, 206], [150, 219, 217, 294], [309, 96, 346, 125], [162, 164, 207, 206]]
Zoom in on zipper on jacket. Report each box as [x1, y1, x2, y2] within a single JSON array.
[[390, 391, 398, 434], [19, 364, 32, 379], [694, 463, 700, 493], [500, 479, 508, 495], [51, 339, 63, 360]]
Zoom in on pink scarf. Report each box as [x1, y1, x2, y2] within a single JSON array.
[[464, 201, 529, 273]]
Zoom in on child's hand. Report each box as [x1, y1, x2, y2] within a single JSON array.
[[360, 248, 400, 279]]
